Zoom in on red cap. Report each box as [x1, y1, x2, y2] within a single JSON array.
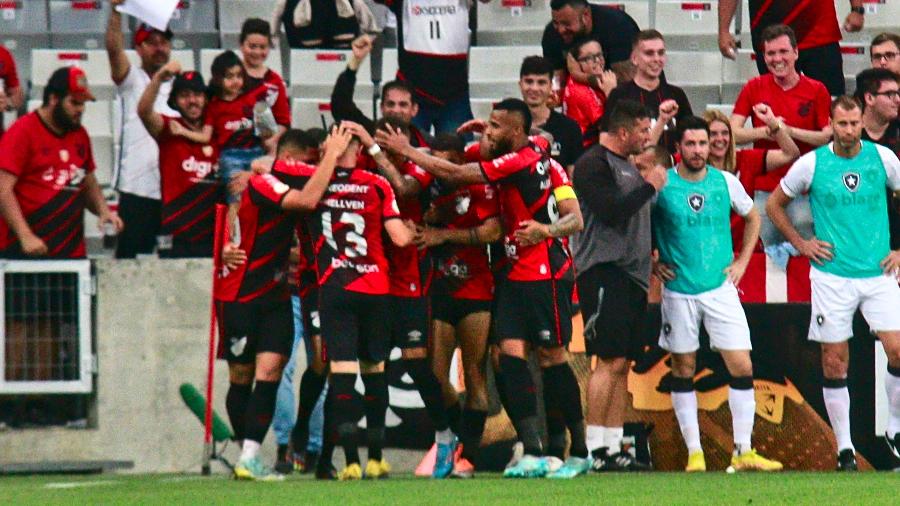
[[133, 23, 174, 46], [46, 66, 96, 102]]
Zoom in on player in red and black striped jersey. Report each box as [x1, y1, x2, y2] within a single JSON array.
[[416, 133, 503, 477], [377, 98, 589, 478], [0, 66, 121, 259], [347, 118, 467, 477], [138, 61, 221, 258], [215, 125, 351, 481], [303, 127, 414, 480]]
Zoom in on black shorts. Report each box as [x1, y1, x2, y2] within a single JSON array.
[[493, 278, 574, 348], [319, 285, 390, 363], [577, 263, 648, 359], [300, 286, 321, 338], [217, 298, 294, 364], [431, 289, 492, 327], [389, 295, 430, 349]]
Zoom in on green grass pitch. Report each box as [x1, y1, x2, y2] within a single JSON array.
[[2, 472, 898, 505]]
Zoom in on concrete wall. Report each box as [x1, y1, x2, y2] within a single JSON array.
[[0, 258, 262, 473]]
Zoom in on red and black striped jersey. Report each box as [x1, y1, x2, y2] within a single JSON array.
[[294, 219, 318, 297], [215, 160, 315, 303], [308, 167, 401, 295], [386, 160, 434, 297], [205, 83, 271, 151], [157, 116, 221, 249], [749, 0, 841, 51], [0, 112, 95, 258], [472, 140, 575, 282], [430, 183, 500, 300]]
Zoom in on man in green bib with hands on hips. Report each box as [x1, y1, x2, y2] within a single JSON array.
[[767, 96, 900, 471], [653, 116, 783, 473]]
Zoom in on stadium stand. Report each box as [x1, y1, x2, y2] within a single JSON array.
[[167, 0, 220, 57], [593, 1, 651, 31], [0, 0, 48, 86], [218, 0, 279, 49], [475, 0, 550, 46], [48, 0, 124, 50]]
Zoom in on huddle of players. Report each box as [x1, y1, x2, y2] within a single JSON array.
[[212, 93, 900, 481]]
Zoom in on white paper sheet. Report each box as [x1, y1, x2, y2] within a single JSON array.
[[116, 0, 180, 32]]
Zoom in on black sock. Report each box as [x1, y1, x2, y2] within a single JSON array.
[[542, 363, 588, 458], [460, 408, 488, 461], [225, 382, 252, 442], [330, 373, 362, 465], [318, 390, 335, 470], [291, 368, 327, 450], [404, 358, 450, 431], [447, 401, 462, 435], [243, 380, 279, 444], [361, 372, 388, 461], [498, 354, 542, 456]]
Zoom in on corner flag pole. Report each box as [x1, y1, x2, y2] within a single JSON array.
[[203, 204, 227, 475]]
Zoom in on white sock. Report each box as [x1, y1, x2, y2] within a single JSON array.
[[240, 440, 261, 461], [605, 427, 624, 453], [823, 385, 854, 452], [672, 391, 702, 453], [728, 387, 755, 455], [586, 424, 606, 452], [887, 367, 900, 439], [436, 428, 454, 445]]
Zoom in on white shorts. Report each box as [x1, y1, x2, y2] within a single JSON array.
[[808, 269, 900, 343], [659, 282, 751, 354]]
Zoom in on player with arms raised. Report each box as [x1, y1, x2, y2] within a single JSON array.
[[767, 96, 900, 470], [377, 99, 588, 479]]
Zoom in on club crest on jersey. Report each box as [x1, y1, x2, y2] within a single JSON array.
[[59, 149, 70, 163], [842, 172, 860, 192], [202, 145, 213, 157], [687, 193, 705, 212]]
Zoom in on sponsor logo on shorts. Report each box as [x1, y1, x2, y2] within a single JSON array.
[[407, 330, 423, 343], [842, 172, 860, 192], [816, 314, 825, 326], [230, 336, 248, 356], [310, 311, 320, 330], [687, 193, 705, 212], [663, 323, 672, 335], [539, 330, 551, 341]]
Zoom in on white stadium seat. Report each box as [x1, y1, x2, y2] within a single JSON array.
[[290, 49, 372, 99], [470, 98, 499, 121], [476, 0, 550, 46], [840, 43, 869, 78], [292, 98, 372, 130], [590, 1, 651, 30], [706, 103, 735, 117], [664, 50, 723, 112], [31, 50, 115, 99], [469, 46, 542, 98], [219, 0, 279, 34], [49, 0, 125, 50], [835, 0, 900, 42], [169, 0, 220, 54], [654, 1, 721, 50], [720, 48, 758, 102]]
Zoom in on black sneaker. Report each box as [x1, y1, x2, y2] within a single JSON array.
[[886, 432, 900, 460], [608, 451, 651, 472], [590, 447, 610, 472], [315, 463, 337, 480], [303, 452, 320, 474], [274, 444, 294, 475], [836, 449, 858, 471]]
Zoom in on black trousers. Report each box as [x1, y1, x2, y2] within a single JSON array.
[[114, 192, 160, 259]]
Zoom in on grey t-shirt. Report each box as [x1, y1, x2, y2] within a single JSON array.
[[572, 144, 655, 289]]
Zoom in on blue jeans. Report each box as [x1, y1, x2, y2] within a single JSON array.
[[219, 146, 266, 204], [272, 295, 326, 451], [412, 92, 474, 141]]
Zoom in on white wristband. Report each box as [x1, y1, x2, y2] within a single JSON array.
[[367, 144, 382, 156]]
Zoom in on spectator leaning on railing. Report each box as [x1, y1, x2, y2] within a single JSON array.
[[0, 67, 122, 259]]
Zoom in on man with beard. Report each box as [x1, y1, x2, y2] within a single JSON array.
[[331, 35, 430, 147], [137, 61, 220, 258], [652, 116, 781, 473], [377, 98, 587, 479], [107, 0, 176, 258], [0, 66, 122, 258], [767, 96, 900, 470], [542, 0, 639, 96]]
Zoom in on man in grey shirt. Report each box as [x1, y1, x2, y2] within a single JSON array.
[[572, 100, 667, 471]]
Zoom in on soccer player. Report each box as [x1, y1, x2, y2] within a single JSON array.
[[377, 98, 587, 479], [345, 118, 462, 478], [306, 126, 414, 481], [137, 61, 219, 258], [418, 133, 502, 477], [653, 115, 782, 473], [216, 125, 351, 481], [766, 96, 900, 470]]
